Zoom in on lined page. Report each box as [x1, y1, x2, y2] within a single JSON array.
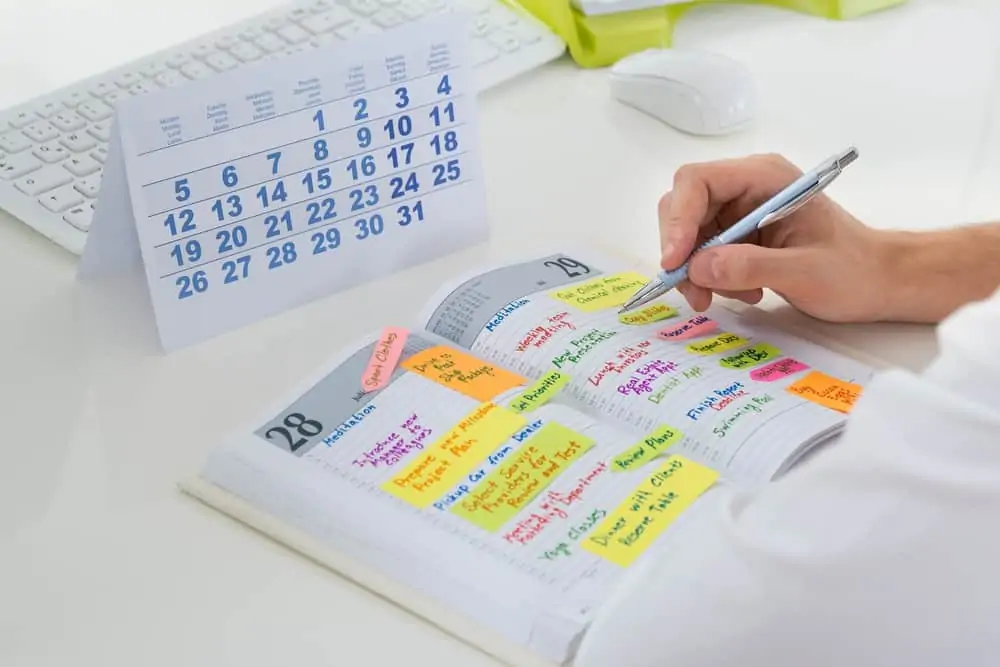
[[201, 331, 727, 663], [416, 249, 876, 483]]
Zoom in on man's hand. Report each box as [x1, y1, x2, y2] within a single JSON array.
[[658, 153, 895, 323]]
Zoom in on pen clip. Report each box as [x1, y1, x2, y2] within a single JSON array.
[[756, 185, 819, 229]]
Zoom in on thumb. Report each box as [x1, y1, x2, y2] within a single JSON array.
[[688, 244, 807, 292]]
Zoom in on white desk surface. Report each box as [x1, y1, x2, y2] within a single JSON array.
[[2, 0, 999, 664]]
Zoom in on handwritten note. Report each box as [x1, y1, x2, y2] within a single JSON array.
[[750, 358, 810, 382], [382, 403, 526, 508], [611, 424, 683, 472], [658, 315, 717, 341], [786, 371, 863, 413], [718, 343, 782, 370], [685, 333, 748, 355], [618, 303, 678, 326], [509, 369, 569, 413], [361, 327, 409, 392], [582, 456, 718, 567], [550, 272, 648, 313], [451, 422, 595, 532], [402, 345, 526, 402]]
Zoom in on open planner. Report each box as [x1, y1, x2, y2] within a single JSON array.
[[181, 246, 877, 666]]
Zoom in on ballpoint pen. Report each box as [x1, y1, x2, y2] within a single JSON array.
[[618, 146, 860, 314]]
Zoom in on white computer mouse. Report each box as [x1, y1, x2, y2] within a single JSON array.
[[608, 48, 757, 136]]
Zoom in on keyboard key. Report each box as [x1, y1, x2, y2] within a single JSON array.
[[14, 166, 72, 195], [287, 7, 311, 21], [22, 120, 59, 143], [488, 30, 520, 52], [91, 146, 109, 163], [33, 101, 61, 118], [165, 53, 191, 68], [89, 81, 118, 97], [78, 100, 113, 121], [0, 130, 32, 153], [61, 91, 90, 108], [0, 152, 41, 179], [277, 24, 310, 43], [472, 14, 494, 37], [239, 26, 266, 40], [230, 41, 264, 62], [254, 33, 288, 53], [142, 61, 170, 77], [302, 8, 353, 32], [265, 16, 289, 30], [336, 22, 379, 39], [215, 35, 240, 50], [310, 33, 341, 48], [64, 154, 101, 176], [155, 70, 189, 87], [309, 0, 337, 12], [204, 52, 239, 71], [60, 131, 97, 153], [180, 61, 214, 79], [49, 110, 86, 132], [129, 81, 161, 95], [344, 0, 380, 16], [115, 71, 143, 88], [372, 8, 405, 27], [191, 43, 216, 59], [33, 141, 69, 163], [74, 173, 102, 198], [6, 110, 36, 128], [64, 204, 94, 231], [398, 1, 425, 19], [39, 184, 84, 213], [104, 90, 131, 106]]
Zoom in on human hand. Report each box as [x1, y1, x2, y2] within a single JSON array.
[[658, 153, 892, 323]]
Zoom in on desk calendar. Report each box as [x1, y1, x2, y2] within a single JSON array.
[[79, 15, 487, 352]]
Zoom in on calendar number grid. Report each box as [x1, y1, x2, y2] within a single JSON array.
[[136, 67, 467, 302]]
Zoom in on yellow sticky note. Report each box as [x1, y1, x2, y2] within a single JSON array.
[[382, 403, 526, 508], [451, 422, 594, 532], [402, 345, 527, 402], [786, 371, 863, 413], [582, 456, 718, 567], [617, 303, 678, 325], [718, 343, 783, 370], [685, 333, 748, 355], [550, 272, 649, 312], [508, 369, 570, 413], [610, 424, 683, 472]]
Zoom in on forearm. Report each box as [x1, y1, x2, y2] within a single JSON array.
[[876, 221, 1000, 323]]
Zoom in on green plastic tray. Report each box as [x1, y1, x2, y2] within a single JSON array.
[[510, 0, 908, 68]]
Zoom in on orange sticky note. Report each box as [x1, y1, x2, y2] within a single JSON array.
[[786, 371, 863, 413], [401, 345, 527, 402], [362, 327, 409, 392]]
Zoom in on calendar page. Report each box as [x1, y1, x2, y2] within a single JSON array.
[[107, 14, 486, 351]]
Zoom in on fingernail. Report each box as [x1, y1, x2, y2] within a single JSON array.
[[709, 253, 725, 282]]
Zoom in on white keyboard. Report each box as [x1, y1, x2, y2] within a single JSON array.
[[0, 0, 564, 255]]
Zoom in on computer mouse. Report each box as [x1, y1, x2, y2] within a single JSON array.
[[608, 48, 757, 136]]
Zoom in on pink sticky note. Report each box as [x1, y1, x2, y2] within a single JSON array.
[[749, 358, 810, 382], [362, 327, 409, 392], [657, 315, 717, 341]]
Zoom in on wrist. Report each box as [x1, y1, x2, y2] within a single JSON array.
[[876, 222, 1000, 323]]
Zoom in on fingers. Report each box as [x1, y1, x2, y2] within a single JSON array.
[[675, 280, 762, 312], [688, 243, 809, 293], [658, 154, 803, 271]]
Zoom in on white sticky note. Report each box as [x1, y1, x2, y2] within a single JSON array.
[[79, 14, 487, 352]]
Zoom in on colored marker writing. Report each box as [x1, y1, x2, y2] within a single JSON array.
[[588, 340, 652, 387], [515, 312, 577, 352]]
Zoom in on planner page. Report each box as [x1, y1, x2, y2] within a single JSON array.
[[199, 330, 727, 665], [416, 247, 877, 484]]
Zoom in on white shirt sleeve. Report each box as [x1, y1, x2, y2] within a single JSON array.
[[574, 287, 1000, 667]]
